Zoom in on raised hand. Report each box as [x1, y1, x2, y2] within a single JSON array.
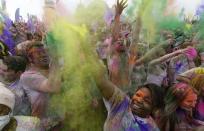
[[112, 0, 127, 42], [115, 0, 128, 16], [128, 53, 137, 65]]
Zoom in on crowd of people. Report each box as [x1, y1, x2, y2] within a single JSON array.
[[0, 0, 204, 130]]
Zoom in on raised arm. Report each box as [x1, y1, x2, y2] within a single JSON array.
[[112, 0, 127, 42], [176, 75, 191, 84], [94, 61, 116, 100], [21, 61, 61, 94], [39, 61, 61, 93], [134, 41, 170, 66], [149, 49, 183, 65]]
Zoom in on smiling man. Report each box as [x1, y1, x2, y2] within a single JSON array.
[[98, 80, 164, 131], [96, 62, 164, 131]]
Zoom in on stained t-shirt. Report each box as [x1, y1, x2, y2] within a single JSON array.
[[20, 70, 49, 118], [8, 80, 31, 116]]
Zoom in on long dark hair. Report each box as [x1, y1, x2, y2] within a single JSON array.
[[158, 83, 196, 131]]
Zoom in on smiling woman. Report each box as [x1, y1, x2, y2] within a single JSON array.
[[158, 82, 200, 131]]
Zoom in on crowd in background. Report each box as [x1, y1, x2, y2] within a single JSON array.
[[0, 0, 204, 131]]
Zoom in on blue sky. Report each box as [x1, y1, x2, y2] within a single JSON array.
[[4, 0, 203, 20]]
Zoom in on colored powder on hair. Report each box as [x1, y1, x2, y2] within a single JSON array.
[[46, 19, 107, 131]]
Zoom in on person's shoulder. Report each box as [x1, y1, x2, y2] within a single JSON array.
[[20, 70, 43, 81], [22, 69, 41, 76]]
